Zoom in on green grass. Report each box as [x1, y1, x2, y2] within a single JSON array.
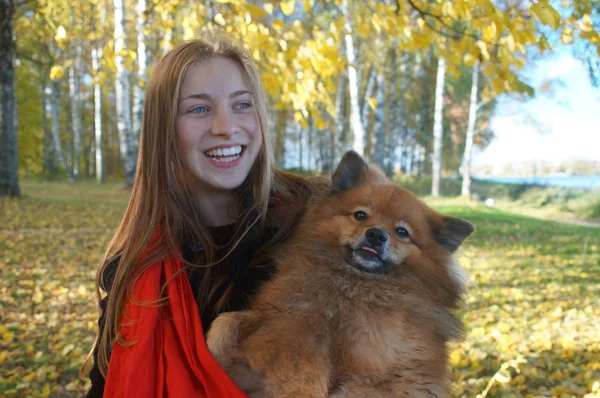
[[1, 181, 599, 397], [394, 175, 600, 224]]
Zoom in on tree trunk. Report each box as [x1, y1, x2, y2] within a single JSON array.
[[69, 38, 83, 180], [114, 0, 137, 186], [341, 0, 365, 155], [332, 70, 345, 167], [431, 57, 446, 198], [0, 1, 19, 197], [50, 80, 71, 178], [42, 82, 55, 176], [360, 66, 376, 134], [374, 70, 385, 169], [92, 30, 104, 183], [385, 48, 397, 177], [274, 108, 287, 167], [461, 61, 480, 197], [133, 0, 147, 145]]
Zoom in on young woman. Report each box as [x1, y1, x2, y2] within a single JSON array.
[[84, 35, 326, 397]]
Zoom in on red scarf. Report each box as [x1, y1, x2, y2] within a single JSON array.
[[104, 253, 248, 398]]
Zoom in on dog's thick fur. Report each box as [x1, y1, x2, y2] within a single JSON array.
[[207, 151, 474, 397]]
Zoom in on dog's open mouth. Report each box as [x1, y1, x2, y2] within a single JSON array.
[[345, 245, 393, 274]]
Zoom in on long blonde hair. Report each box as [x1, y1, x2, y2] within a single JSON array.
[[84, 35, 315, 377]]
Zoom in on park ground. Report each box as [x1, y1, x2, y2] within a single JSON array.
[[1, 181, 599, 397]]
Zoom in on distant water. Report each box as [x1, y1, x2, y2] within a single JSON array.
[[476, 176, 600, 190]]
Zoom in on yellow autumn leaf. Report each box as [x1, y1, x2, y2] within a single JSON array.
[[476, 40, 490, 62], [49, 65, 65, 81], [55, 25, 68, 42], [442, 1, 456, 18], [263, 2, 273, 14], [213, 13, 226, 26], [246, 4, 268, 20], [530, 2, 560, 30], [280, 0, 295, 16], [561, 27, 573, 44], [272, 18, 285, 31], [482, 22, 497, 42], [367, 97, 377, 110], [504, 33, 516, 52]]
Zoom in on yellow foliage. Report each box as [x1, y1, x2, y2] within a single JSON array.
[[530, 2, 560, 30], [476, 40, 490, 62], [280, 0, 295, 16], [272, 18, 285, 31], [54, 25, 67, 43], [214, 13, 226, 26], [246, 4, 268, 20], [49, 65, 65, 81]]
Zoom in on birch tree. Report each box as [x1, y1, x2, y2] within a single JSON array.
[[91, 10, 104, 183], [114, 0, 137, 186], [132, 0, 147, 142], [69, 29, 83, 180], [0, 0, 20, 197], [49, 79, 70, 176], [374, 69, 385, 169], [431, 56, 446, 197], [341, 0, 365, 155], [461, 61, 480, 197]]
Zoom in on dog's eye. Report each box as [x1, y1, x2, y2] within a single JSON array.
[[354, 211, 368, 221], [395, 227, 410, 239]]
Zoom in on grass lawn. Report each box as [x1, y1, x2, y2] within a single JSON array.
[[1, 181, 599, 397]]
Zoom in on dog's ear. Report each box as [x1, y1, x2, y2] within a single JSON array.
[[331, 151, 369, 193], [432, 216, 475, 252]]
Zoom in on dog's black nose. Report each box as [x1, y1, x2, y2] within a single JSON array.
[[365, 228, 388, 246]]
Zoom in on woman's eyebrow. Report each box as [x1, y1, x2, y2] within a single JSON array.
[[180, 90, 252, 102]]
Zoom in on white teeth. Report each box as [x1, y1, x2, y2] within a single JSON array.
[[213, 154, 240, 163], [205, 146, 243, 158]]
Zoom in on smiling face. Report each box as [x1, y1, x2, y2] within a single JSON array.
[[176, 56, 262, 195]]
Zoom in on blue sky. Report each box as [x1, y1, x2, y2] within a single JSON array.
[[473, 47, 600, 166]]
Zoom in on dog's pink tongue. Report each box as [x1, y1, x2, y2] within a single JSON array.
[[361, 246, 377, 254]]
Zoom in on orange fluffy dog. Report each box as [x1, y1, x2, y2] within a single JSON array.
[[207, 151, 474, 397]]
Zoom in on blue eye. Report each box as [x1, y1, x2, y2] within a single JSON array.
[[191, 106, 208, 113], [235, 102, 252, 110]]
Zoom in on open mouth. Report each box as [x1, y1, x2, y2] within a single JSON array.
[[345, 245, 392, 274], [204, 145, 245, 164]]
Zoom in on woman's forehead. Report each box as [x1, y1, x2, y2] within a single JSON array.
[[179, 57, 252, 98]]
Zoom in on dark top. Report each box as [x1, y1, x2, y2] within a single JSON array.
[[86, 221, 278, 398]]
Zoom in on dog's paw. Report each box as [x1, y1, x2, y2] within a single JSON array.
[[206, 312, 246, 361]]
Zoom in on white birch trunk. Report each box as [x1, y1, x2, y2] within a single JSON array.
[[114, 0, 137, 186], [133, 0, 147, 144], [332, 70, 345, 167], [431, 56, 446, 197], [461, 61, 480, 197], [69, 39, 83, 180], [341, 0, 365, 155], [50, 80, 70, 176], [360, 67, 376, 133], [42, 83, 52, 175], [374, 70, 385, 168], [0, 1, 19, 196], [92, 36, 104, 183]]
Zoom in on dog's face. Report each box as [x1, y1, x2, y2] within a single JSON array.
[[300, 151, 474, 304]]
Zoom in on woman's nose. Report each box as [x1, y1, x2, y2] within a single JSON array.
[[211, 108, 238, 137]]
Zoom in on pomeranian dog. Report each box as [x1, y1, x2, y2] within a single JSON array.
[[207, 151, 474, 397]]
